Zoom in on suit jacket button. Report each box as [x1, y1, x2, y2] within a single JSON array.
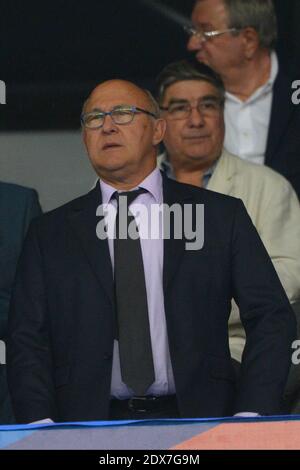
[[104, 353, 112, 360]]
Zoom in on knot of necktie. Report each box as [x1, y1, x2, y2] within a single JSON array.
[[113, 187, 148, 207]]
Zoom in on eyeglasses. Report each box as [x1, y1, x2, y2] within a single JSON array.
[[184, 25, 240, 42], [81, 105, 157, 129], [160, 98, 223, 120]]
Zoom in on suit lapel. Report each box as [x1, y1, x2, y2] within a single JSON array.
[[207, 150, 237, 195], [67, 185, 114, 305], [162, 175, 194, 292], [265, 71, 293, 164]]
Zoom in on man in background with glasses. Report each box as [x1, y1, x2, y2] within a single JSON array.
[[7, 79, 295, 423], [186, 0, 300, 199], [156, 59, 300, 412]]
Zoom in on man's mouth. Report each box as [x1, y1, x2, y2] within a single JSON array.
[[102, 143, 122, 150], [184, 135, 209, 140]]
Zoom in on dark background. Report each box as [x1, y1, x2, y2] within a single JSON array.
[[2, 0, 300, 130]]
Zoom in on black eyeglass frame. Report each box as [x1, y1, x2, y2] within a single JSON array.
[[81, 105, 157, 129]]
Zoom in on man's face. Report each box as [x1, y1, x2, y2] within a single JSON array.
[[162, 80, 224, 167], [83, 80, 165, 184], [187, 0, 244, 76]]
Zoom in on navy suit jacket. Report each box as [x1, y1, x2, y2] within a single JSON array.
[[265, 69, 300, 198], [0, 182, 41, 424], [7, 177, 295, 423], [0, 182, 42, 339]]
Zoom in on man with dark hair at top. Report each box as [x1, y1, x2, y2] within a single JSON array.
[[156, 59, 300, 411]]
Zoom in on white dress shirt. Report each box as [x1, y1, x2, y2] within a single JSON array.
[[224, 52, 279, 165]]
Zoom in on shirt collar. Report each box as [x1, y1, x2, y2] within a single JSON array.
[[98, 167, 163, 204], [268, 51, 279, 87], [225, 51, 279, 104], [258, 50, 279, 94], [159, 152, 217, 189]]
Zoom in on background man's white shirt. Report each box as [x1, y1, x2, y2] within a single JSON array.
[[224, 52, 278, 165]]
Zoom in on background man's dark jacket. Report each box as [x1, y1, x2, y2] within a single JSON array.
[[266, 69, 300, 198], [0, 182, 41, 424]]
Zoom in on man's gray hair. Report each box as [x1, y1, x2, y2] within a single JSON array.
[[212, 0, 278, 50], [156, 60, 225, 105]]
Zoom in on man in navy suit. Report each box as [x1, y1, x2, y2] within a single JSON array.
[[187, 0, 300, 198], [7, 80, 295, 423], [0, 182, 41, 423]]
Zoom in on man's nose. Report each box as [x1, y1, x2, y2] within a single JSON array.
[[188, 106, 205, 126], [102, 114, 118, 133], [187, 34, 205, 51]]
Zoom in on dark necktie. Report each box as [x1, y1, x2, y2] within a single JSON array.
[[114, 188, 155, 395]]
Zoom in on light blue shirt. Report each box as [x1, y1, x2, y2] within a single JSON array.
[[159, 152, 217, 188]]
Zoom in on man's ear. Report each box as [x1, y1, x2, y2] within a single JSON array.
[[242, 27, 260, 59], [152, 118, 166, 146]]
